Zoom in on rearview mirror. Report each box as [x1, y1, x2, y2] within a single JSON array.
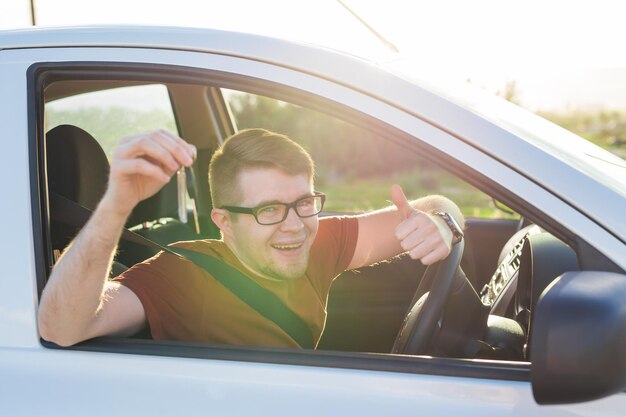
[[531, 271, 626, 404]]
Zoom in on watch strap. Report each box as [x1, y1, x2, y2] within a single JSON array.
[[433, 211, 464, 243]]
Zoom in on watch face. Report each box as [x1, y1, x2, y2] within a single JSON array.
[[434, 212, 463, 241]]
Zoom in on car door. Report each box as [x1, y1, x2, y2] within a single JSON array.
[[2, 28, 625, 416]]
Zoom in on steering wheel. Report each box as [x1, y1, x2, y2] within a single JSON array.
[[391, 240, 464, 355]]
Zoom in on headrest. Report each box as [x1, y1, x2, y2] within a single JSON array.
[[46, 124, 109, 210], [46, 124, 181, 229]]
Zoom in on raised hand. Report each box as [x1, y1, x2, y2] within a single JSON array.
[[391, 184, 452, 265], [104, 129, 196, 216]]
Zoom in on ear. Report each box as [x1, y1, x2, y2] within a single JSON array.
[[211, 208, 233, 238]]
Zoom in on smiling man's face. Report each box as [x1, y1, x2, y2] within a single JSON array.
[[220, 167, 319, 281]]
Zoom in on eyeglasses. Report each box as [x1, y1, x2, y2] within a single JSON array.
[[221, 192, 326, 225]]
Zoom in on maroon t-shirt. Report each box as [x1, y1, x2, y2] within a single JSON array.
[[115, 216, 358, 348]]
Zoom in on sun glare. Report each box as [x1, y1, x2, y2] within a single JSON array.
[[4, 0, 626, 111]]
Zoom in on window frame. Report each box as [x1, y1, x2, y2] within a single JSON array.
[[33, 59, 597, 382]]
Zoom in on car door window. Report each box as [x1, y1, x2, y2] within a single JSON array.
[[41, 74, 531, 356], [37, 64, 577, 368]]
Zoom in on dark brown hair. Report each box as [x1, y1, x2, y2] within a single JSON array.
[[209, 128, 314, 207]]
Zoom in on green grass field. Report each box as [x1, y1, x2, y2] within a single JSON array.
[[320, 168, 517, 219]]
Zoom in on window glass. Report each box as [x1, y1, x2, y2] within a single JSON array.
[[37, 70, 569, 372], [223, 89, 516, 219], [45, 84, 178, 159]]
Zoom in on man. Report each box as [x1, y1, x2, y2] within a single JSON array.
[[38, 128, 464, 348]]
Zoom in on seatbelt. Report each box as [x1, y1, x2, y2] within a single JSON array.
[[49, 192, 314, 348]]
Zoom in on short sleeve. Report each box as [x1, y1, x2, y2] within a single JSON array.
[[306, 216, 359, 296], [113, 251, 209, 341]]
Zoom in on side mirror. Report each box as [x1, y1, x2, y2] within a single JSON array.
[[531, 271, 626, 404]]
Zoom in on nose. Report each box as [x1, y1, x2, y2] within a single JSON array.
[[279, 206, 305, 232]]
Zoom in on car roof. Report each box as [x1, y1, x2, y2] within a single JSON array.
[[0, 25, 393, 65]]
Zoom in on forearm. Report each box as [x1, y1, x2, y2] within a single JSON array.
[[38, 130, 195, 346], [349, 194, 464, 269], [38, 195, 130, 346], [410, 194, 465, 229]]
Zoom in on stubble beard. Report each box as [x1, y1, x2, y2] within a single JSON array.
[[262, 256, 309, 281]]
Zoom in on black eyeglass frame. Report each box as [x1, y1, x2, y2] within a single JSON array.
[[221, 192, 326, 225]]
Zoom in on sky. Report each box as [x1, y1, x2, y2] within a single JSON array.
[[2, 0, 626, 111]]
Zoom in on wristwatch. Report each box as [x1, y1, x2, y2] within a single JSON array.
[[433, 212, 464, 244]]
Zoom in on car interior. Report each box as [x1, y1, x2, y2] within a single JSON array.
[[40, 69, 586, 363]]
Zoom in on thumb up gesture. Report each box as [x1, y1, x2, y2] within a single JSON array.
[[391, 184, 453, 265]]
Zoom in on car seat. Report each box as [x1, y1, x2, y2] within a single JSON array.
[[45, 124, 200, 271]]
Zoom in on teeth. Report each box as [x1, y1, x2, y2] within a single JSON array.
[[272, 243, 302, 250]]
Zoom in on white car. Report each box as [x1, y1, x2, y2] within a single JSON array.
[[1, 25, 625, 416]]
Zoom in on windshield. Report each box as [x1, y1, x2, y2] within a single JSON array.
[[385, 58, 626, 198]]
